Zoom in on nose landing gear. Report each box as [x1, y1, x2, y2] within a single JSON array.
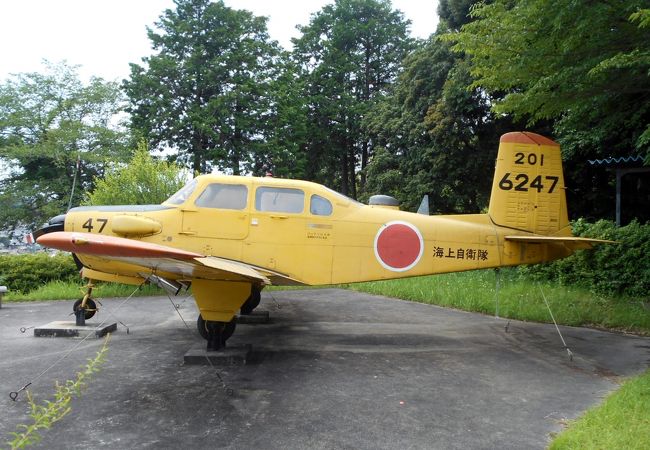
[[72, 282, 98, 326]]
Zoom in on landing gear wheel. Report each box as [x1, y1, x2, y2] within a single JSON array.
[[197, 315, 236, 351], [240, 287, 261, 315], [73, 298, 97, 320]]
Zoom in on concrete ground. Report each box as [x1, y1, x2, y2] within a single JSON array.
[[1, 288, 649, 449]]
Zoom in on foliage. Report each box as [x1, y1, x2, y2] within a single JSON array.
[[447, 0, 650, 217], [519, 220, 650, 297], [85, 141, 187, 206], [292, 0, 415, 196], [549, 369, 650, 450], [0, 253, 78, 294], [6, 335, 110, 449], [0, 61, 130, 239], [124, 0, 282, 175]]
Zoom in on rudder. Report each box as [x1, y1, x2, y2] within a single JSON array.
[[488, 132, 570, 235]]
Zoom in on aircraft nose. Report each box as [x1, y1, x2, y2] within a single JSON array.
[[32, 214, 66, 240]]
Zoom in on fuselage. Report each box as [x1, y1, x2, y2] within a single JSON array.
[[61, 174, 573, 286]]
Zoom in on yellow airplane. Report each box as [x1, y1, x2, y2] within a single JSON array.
[[34, 132, 610, 350]]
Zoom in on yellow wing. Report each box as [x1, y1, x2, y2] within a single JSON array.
[[36, 231, 305, 285]]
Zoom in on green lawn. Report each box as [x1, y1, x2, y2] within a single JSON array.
[[549, 369, 650, 450], [345, 269, 650, 335], [3, 280, 164, 302]]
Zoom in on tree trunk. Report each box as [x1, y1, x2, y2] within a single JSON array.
[[340, 149, 349, 195], [348, 146, 357, 199]]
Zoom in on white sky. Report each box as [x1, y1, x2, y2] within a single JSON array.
[[0, 0, 439, 83]]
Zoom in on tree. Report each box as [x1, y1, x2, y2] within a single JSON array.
[[85, 141, 187, 206], [448, 0, 650, 219], [449, 0, 650, 160], [362, 1, 513, 213], [0, 61, 129, 240], [292, 0, 415, 196], [251, 53, 310, 178], [124, 0, 281, 175]]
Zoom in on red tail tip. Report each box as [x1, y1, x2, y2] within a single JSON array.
[[500, 132, 559, 147]]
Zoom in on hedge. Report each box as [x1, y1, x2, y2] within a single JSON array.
[[0, 252, 79, 294], [519, 219, 650, 298]]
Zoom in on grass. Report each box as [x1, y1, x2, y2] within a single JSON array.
[[548, 369, 650, 449], [3, 280, 164, 302], [344, 269, 650, 335]]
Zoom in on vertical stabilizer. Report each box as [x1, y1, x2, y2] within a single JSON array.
[[488, 132, 569, 235]]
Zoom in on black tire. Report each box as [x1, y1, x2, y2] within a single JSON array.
[[240, 287, 261, 315], [73, 298, 97, 320], [197, 315, 236, 341]]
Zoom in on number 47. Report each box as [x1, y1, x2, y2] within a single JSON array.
[[82, 218, 108, 233]]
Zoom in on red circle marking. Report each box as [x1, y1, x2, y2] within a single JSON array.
[[376, 223, 422, 270]]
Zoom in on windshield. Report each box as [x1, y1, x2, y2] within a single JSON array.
[[165, 179, 198, 205], [322, 186, 362, 206]]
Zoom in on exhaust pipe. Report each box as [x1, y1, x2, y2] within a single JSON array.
[[146, 274, 183, 296]]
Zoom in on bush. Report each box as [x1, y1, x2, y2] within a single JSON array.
[[519, 219, 650, 298], [0, 252, 79, 294]]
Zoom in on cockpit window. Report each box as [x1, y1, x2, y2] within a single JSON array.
[[165, 179, 198, 205], [310, 194, 333, 216], [195, 183, 248, 210], [255, 187, 304, 213]]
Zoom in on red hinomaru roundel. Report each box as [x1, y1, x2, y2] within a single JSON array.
[[373, 221, 424, 272]]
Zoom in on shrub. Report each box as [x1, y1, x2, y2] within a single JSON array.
[[519, 219, 650, 298], [0, 253, 79, 294]]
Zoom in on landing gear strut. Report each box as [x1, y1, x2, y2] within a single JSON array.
[[73, 282, 98, 326], [197, 315, 236, 351], [240, 286, 261, 315]]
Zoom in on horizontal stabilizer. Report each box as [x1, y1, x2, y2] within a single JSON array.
[[505, 235, 616, 250]]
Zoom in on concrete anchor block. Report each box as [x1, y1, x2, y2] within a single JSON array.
[[34, 321, 117, 338]]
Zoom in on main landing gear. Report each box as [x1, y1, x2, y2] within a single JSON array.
[[197, 316, 236, 351], [196, 285, 262, 351], [240, 286, 261, 315]]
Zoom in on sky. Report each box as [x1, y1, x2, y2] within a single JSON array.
[[0, 0, 439, 83]]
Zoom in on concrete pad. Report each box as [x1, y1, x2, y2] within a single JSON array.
[[34, 320, 117, 338], [184, 344, 252, 366], [0, 290, 649, 449], [236, 310, 270, 324]]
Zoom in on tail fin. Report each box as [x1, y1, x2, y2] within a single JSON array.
[[488, 132, 569, 235]]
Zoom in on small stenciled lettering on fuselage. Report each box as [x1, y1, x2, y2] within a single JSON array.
[[307, 223, 332, 240], [433, 246, 489, 261], [307, 231, 331, 240], [373, 221, 424, 272]]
